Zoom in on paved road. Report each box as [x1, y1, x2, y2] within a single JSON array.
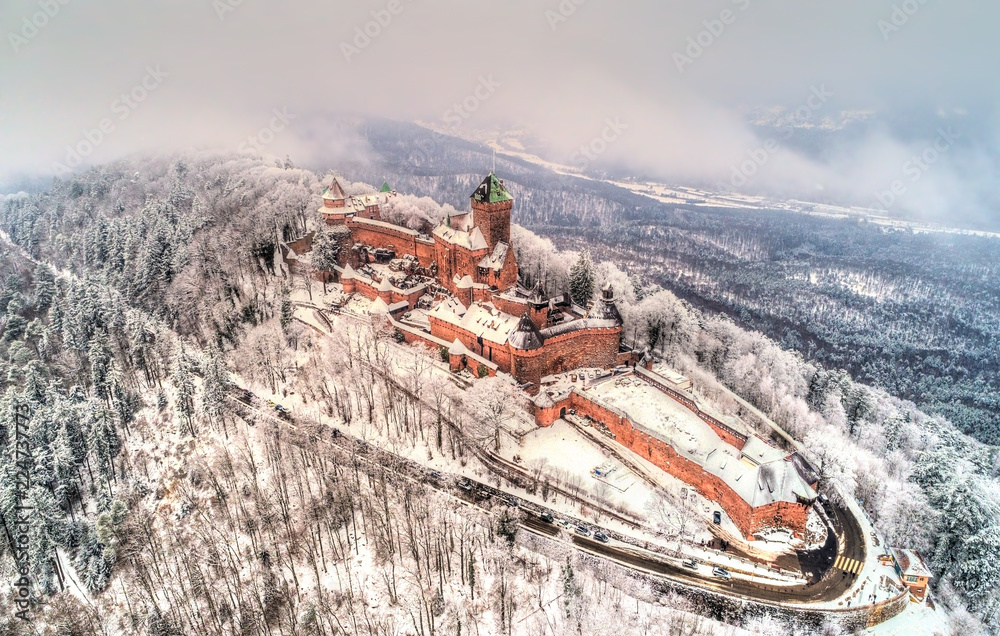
[[229, 381, 866, 607]]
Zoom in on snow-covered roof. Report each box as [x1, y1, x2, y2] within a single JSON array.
[[539, 318, 619, 339], [658, 369, 689, 386], [509, 314, 544, 350], [323, 178, 348, 200], [433, 223, 489, 251], [586, 376, 815, 508], [449, 338, 469, 355], [352, 217, 419, 237], [479, 241, 509, 271], [448, 211, 473, 232], [740, 436, 787, 466], [319, 205, 351, 216], [377, 277, 394, 292], [341, 264, 356, 280], [894, 549, 932, 578], [429, 297, 466, 320], [586, 284, 623, 323], [369, 297, 390, 314], [429, 301, 519, 346], [471, 172, 513, 204]]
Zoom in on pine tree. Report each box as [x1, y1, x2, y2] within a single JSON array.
[[569, 250, 595, 308], [200, 343, 229, 432], [33, 265, 56, 311], [279, 286, 293, 331], [171, 344, 196, 436]]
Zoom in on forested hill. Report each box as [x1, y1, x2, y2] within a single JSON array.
[[2, 155, 319, 345], [0, 151, 998, 632], [330, 119, 1000, 447]]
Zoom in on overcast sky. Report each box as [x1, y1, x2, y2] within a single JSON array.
[[1, 0, 997, 227]]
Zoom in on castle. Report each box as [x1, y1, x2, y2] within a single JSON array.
[[313, 173, 630, 390], [283, 173, 817, 539]]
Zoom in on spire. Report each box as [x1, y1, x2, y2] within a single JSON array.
[[471, 173, 512, 204], [588, 283, 623, 324], [508, 313, 544, 350], [530, 280, 545, 304], [327, 177, 347, 199]]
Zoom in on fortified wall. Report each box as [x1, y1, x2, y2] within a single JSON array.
[[534, 372, 814, 539]]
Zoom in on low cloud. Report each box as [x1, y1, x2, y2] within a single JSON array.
[[0, 0, 996, 227]]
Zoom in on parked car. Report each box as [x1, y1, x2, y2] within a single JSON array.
[[712, 567, 731, 580], [474, 489, 491, 501], [540, 512, 554, 523], [593, 531, 609, 543], [457, 478, 473, 492], [331, 428, 341, 438], [575, 525, 591, 537], [557, 519, 573, 530], [429, 471, 443, 482], [712, 511, 722, 525], [682, 559, 698, 570]]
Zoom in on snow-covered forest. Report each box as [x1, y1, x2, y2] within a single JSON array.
[[0, 151, 997, 633]]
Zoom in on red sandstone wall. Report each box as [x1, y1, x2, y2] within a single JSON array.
[[415, 239, 435, 268], [286, 233, 315, 254], [348, 220, 420, 257], [490, 295, 531, 321], [429, 316, 514, 370], [534, 389, 809, 539], [353, 278, 378, 301], [510, 327, 622, 389]]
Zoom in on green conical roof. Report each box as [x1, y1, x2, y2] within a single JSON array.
[[380, 181, 392, 193], [471, 173, 512, 204]]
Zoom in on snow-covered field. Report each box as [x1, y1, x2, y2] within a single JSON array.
[[865, 599, 952, 636]]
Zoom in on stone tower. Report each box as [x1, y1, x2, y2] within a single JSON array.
[[470, 173, 513, 252]]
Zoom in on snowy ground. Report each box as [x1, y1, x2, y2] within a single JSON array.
[[505, 419, 655, 517], [864, 598, 952, 636]]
